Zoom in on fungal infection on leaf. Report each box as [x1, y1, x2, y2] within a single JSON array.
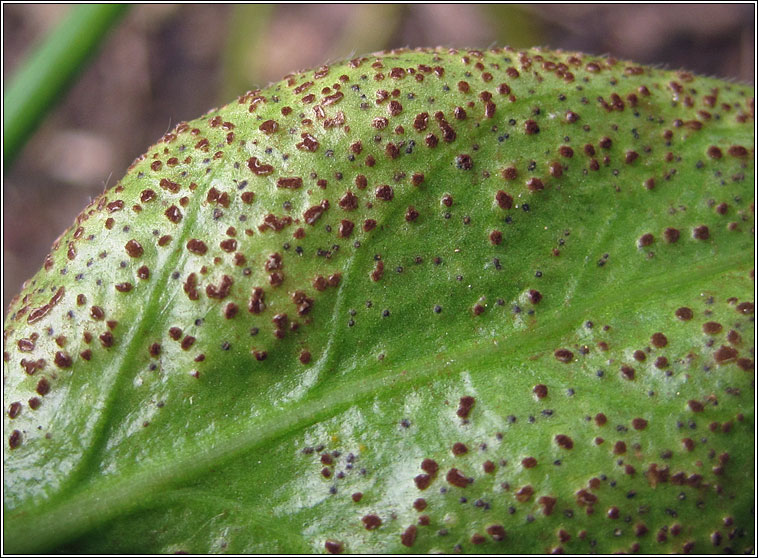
[[3, 47, 754, 555]]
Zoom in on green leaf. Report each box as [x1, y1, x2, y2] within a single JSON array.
[[3, 47, 754, 554]]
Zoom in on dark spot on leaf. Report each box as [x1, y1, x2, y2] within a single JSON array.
[[554, 349, 574, 363], [555, 435, 573, 449], [651, 332, 668, 348], [663, 227, 681, 243], [675, 307, 693, 321], [446, 468, 469, 488], [9, 430, 22, 449], [457, 396, 475, 418], [361, 515, 382, 530], [452, 442, 468, 456], [692, 225, 710, 240]]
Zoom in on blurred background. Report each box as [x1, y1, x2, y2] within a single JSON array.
[[3, 3, 755, 312]]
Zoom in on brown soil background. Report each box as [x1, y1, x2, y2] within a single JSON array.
[[3, 4, 754, 313]]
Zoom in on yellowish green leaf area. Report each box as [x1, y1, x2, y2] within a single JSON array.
[[3, 47, 755, 554]]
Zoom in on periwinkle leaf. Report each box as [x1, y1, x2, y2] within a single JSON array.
[[3, 47, 754, 554]]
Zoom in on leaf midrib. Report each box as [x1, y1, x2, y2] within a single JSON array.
[[4, 248, 747, 554]]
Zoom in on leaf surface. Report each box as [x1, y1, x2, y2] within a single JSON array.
[[3, 47, 754, 554]]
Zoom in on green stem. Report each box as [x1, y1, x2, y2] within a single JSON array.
[[3, 4, 129, 171]]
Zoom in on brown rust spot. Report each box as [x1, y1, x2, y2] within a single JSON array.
[[675, 307, 693, 321], [632, 418, 648, 430], [714, 345, 738, 363], [554, 349, 574, 363], [339, 191, 358, 210], [21, 358, 45, 375], [206, 275, 233, 299], [17, 338, 35, 352], [303, 200, 330, 225], [324, 540, 343, 554], [736, 301, 754, 315], [338, 220, 354, 238], [487, 525, 506, 541], [575, 489, 597, 507], [248, 287, 266, 314], [54, 352, 72, 368], [421, 458, 439, 475], [375, 185, 394, 201], [620, 365, 635, 380], [36, 377, 51, 396], [702, 321, 723, 335], [727, 145, 748, 157], [457, 395, 475, 418], [277, 177, 303, 189], [400, 525, 417, 548], [165, 205, 182, 224], [125, 240, 143, 258], [414, 474, 431, 490], [259, 119, 278, 134], [99, 331, 114, 348], [292, 291, 314, 316], [115, 282, 133, 293], [526, 177, 544, 191], [186, 239, 207, 255], [651, 332, 668, 348], [471, 534, 486, 545], [361, 515, 382, 530], [559, 145, 574, 158], [248, 157, 274, 175], [452, 442, 468, 456], [692, 225, 710, 240], [8, 402, 22, 419], [405, 206, 419, 222], [663, 227, 681, 243], [496, 190, 513, 209], [688, 400, 704, 412], [515, 485, 534, 502], [538, 496, 557, 516], [446, 468, 469, 488]]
